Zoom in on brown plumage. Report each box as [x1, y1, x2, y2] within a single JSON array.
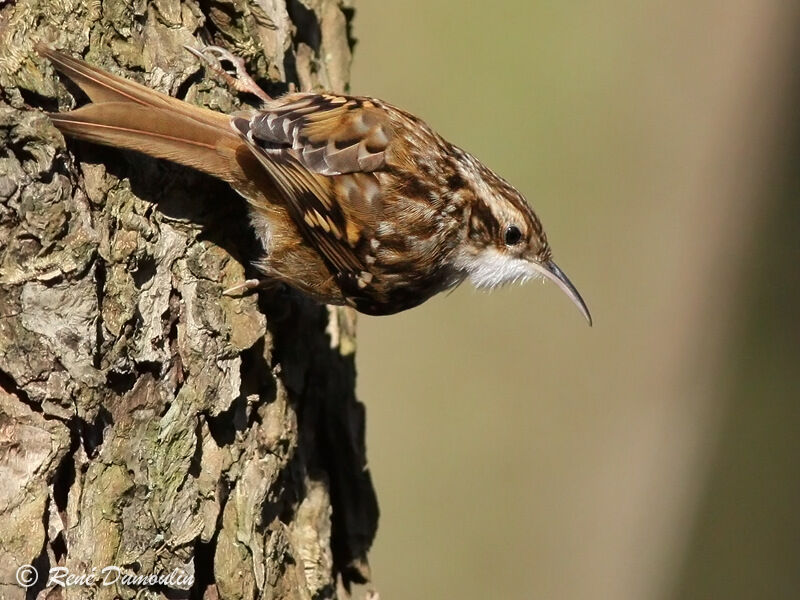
[[37, 45, 591, 322]]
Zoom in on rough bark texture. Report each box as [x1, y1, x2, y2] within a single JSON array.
[[0, 1, 377, 599]]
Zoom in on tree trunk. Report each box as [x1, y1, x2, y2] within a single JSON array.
[[0, 2, 377, 599]]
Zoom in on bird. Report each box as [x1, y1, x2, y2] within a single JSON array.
[[36, 44, 591, 323]]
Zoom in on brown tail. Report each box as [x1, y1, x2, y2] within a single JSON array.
[[37, 45, 249, 187]]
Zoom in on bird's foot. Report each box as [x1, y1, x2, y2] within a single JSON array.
[[222, 278, 268, 296], [184, 44, 272, 103]]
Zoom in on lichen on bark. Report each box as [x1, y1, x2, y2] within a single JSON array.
[[0, 1, 377, 599]]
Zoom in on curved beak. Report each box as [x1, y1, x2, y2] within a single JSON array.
[[533, 260, 592, 326]]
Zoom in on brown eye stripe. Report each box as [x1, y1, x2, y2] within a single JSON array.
[[471, 202, 501, 240]]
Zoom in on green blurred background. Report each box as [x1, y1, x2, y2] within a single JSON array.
[[348, 2, 800, 599]]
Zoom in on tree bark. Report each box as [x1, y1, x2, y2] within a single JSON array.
[[0, 1, 377, 599]]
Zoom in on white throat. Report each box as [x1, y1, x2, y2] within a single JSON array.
[[456, 248, 541, 290]]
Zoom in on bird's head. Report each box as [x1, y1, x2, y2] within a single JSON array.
[[452, 153, 592, 325]]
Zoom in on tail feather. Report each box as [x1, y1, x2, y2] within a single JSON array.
[[36, 44, 231, 131], [36, 46, 267, 191], [48, 102, 245, 184]]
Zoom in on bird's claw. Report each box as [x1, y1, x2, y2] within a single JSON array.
[[184, 44, 272, 103], [222, 278, 267, 296]]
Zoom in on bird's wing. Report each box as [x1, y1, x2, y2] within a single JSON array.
[[232, 95, 398, 288], [236, 94, 394, 175]]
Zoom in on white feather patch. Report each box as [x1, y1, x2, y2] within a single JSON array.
[[457, 248, 541, 290]]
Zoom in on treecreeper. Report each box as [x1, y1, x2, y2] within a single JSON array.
[[38, 44, 591, 323]]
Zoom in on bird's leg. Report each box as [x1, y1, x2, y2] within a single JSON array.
[[184, 45, 272, 103], [222, 278, 269, 296], [223, 278, 294, 321]]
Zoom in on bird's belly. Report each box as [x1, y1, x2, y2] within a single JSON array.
[[340, 267, 463, 316]]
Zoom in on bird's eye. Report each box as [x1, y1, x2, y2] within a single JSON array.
[[504, 225, 522, 246]]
